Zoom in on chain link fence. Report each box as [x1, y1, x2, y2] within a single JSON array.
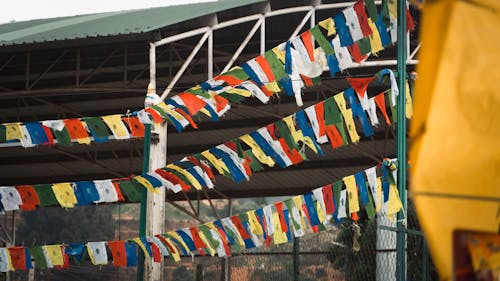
[[6, 201, 438, 281], [166, 201, 438, 281]]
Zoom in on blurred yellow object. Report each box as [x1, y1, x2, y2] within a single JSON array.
[[411, 0, 500, 280]]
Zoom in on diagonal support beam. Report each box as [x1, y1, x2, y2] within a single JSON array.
[[160, 30, 211, 99], [221, 17, 264, 74], [29, 50, 68, 90], [289, 9, 314, 40], [80, 49, 119, 86]]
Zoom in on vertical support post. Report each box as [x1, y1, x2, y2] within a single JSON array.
[[423, 239, 429, 281], [145, 43, 167, 281], [396, 0, 407, 280], [293, 237, 300, 281], [208, 30, 213, 79], [137, 43, 156, 281], [137, 126, 151, 281]]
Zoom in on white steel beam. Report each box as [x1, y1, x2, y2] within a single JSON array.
[[221, 16, 264, 74], [160, 30, 211, 99], [208, 29, 213, 79], [289, 9, 314, 40]]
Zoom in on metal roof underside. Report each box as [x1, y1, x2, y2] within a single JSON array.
[[0, 0, 264, 46]]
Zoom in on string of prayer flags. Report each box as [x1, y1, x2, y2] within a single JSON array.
[[0, 0, 416, 149], [2, 73, 414, 213], [0, 163, 404, 273]]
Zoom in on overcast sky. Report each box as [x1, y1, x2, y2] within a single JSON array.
[[0, 0, 215, 24]]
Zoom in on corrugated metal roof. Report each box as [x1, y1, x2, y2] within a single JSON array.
[[0, 0, 264, 46]]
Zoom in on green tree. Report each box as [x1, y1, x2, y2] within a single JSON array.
[[16, 205, 117, 281], [172, 265, 194, 281]]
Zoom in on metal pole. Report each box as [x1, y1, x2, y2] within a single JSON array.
[[137, 43, 156, 281], [396, 0, 407, 280], [137, 123, 151, 281]]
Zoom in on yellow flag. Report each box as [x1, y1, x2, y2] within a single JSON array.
[[292, 195, 306, 229], [343, 175, 360, 214], [283, 116, 302, 145], [52, 183, 77, 208], [334, 93, 360, 143], [226, 88, 252, 97], [163, 237, 181, 262], [272, 212, 288, 245], [318, 17, 336, 36], [240, 134, 275, 167], [201, 150, 229, 175], [272, 47, 285, 63], [101, 115, 130, 139], [264, 81, 281, 93], [4, 123, 23, 141], [316, 200, 326, 224], [388, 0, 397, 19], [387, 183, 403, 217], [247, 210, 264, 236], [405, 81, 413, 118], [368, 19, 384, 55], [133, 175, 160, 194], [167, 164, 203, 190], [167, 231, 191, 255], [132, 238, 151, 258], [43, 245, 64, 266], [198, 230, 216, 256], [375, 177, 383, 212]]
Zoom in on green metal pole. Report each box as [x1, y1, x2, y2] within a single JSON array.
[[396, 0, 407, 280], [137, 123, 151, 281]]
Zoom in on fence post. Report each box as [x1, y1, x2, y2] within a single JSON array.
[[293, 236, 300, 281], [196, 263, 204, 281], [423, 239, 429, 281]]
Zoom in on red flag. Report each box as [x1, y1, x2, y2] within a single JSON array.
[[108, 240, 127, 267], [144, 108, 164, 124], [214, 95, 229, 113], [63, 119, 89, 140], [274, 202, 288, 233], [255, 55, 276, 81], [353, 0, 373, 37], [230, 216, 250, 240], [266, 124, 276, 140], [122, 117, 145, 137], [41, 125, 55, 145], [322, 184, 335, 214], [8, 247, 26, 270], [213, 74, 244, 86], [150, 243, 162, 263], [346, 77, 375, 98], [16, 185, 40, 211], [325, 125, 345, 149], [374, 92, 391, 125], [189, 227, 207, 254], [406, 7, 415, 32], [112, 181, 126, 202], [300, 31, 315, 61], [347, 44, 368, 63], [155, 169, 191, 191], [278, 138, 303, 165], [177, 93, 207, 115], [314, 101, 326, 138]]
